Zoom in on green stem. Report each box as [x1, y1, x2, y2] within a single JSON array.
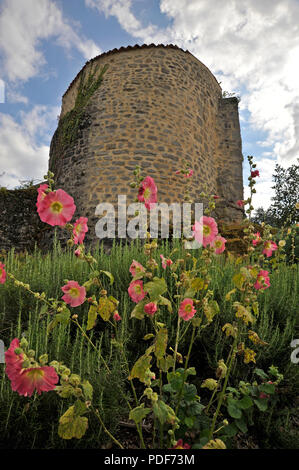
[[93, 407, 124, 449], [172, 316, 181, 372], [175, 326, 196, 416]]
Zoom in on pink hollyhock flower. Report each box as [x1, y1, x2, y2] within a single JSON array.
[[37, 189, 76, 226], [4, 338, 24, 381], [74, 248, 81, 257], [211, 235, 227, 254], [144, 302, 158, 316], [252, 232, 262, 246], [73, 217, 88, 244], [138, 176, 157, 210], [172, 439, 191, 449], [9, 366, 59, 397], [61, 280, 86, 307], [237, 200, 244, 207], [0, 262, 6, 284], [254, 270, 270, 290], [259, 392, 269, 399], [175, 170, 181, 175], [213, 195, 220, 200], [263, 241, 278, 257], [129, 260, 145, 277], [184, 169, 193, 178], [113, 312, 122, 322], [179, 298, 196, 321], [192, 216, 218, 247], [251, 170, 260, 178], [37, 184, 49, 204], [160, 254, 173, 269], [128, 280, 146, 303]]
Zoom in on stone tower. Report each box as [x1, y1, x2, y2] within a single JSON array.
[[49, 44, 243, 243]]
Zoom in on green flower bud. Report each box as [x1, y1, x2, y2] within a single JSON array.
[[39, 354, 48, 365], [20, 337, 28, 349], [22, 360, 30, 368], [69, 374, 81, 386], [27, 349, 35, 358], [14, 347, 23, 355]]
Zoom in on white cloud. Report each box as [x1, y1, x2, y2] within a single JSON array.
[[0, 0, 101, 82], [0, 105, 59, 188]]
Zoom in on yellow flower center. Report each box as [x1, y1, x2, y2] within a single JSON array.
[[185, 304, 192, 313], [203, 225, 211, 236], [143, 188, 151, 200], [75, 224, 82, 234], [134, 285, 141, 294], [215, 240, 222, 248], [69, 287, 79, 298], [51, 201, 63, 214], [26, 368, 45, 380]]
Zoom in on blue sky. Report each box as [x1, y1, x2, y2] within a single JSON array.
[[0, 0, 298, 209]]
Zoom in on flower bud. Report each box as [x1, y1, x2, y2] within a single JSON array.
[[20, 337, 28, 349], [27, 349, 35, 358]]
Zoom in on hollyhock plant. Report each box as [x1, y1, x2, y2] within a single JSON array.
[[138, 176, 157, 210], [73, 217, 88, 244], [128, 280, 146, 303], [172, 439, 191, 449], [251, 170, 260, 178], [113, 312, 122, 322], [129, 260, 146, 277], [184, 169, 193, 178], [192, 216, 218, 248], [37, 184, 49, 204], [9, 366, 59, 397], [263, 240, 278, 257], [179, 298, 196, 321], [4, 338, 24, 380], [237, 200, 244, 207], [144, 302, 158, 316], [254, 270, 270, 290], [252, 232, 262, 246], [160, 254, 173, 269], [61, 280, 86, 307], [0, 262, 6, 284], [211, 235, 227, 254], [37, 189, 76, 226]]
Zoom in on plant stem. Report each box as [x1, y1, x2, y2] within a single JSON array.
[[175, 326, 196, 416], [93, 407, 124, 449], [173, 315, 181, 372]]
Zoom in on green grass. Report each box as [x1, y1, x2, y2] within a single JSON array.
[[0, 240, 298, 448]]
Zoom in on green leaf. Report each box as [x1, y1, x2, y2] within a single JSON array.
[[227, 399, 242, 419], [254, 398, 268, 411], [159, 295, 172, 313], [254, 368, 269, 380], [232, 272, 246, 289], [128, 354, 152, 384], [204, 299, 220, 323], [86, 305, 98, 330], [259, 383, 275, 395], [153, 400, 176, 425], [143, 333, 155, 341], [154, 328, 168, 360], [100, 270, 114, 285], [184, 416, 194, 428], [224, 423, 239, 437], [58, 405, 88, 440], [98, 297, 116, 322], [158, 355, 174, 373], [47, 308, 71, 333], [129, 404, 151, 424], [235, 417, 248, 433], [74, 399, 87, 416], [131, 300, 147, 320], [238, 395, 253, 410], [144, 277, 167, 301]]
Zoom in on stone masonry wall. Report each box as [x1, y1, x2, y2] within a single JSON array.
[[49, 44, 244, 246]]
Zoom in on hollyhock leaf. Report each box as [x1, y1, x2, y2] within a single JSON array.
[[47, 308, 70, 333], [131, 300, 147, 320], [227, 401, 242, 419], [204, 300, 219, 323], [143, 278, 167, 301], [153, 400, 175, 425], [74, 399, 87, 416], [158, 295, 172, 313], [235, 417, 248, 433], [254, 398, 268, 411], [58, 405, 88, 440], [98, 297, 115, 322], [238, 395, 253, 410], [154, 328, 168, 360], [259, 383, 275, 394], [87, 305, 98, 330], [128, 354, 152, 383], [254, 368, 269, 380], [143, 333, 155, 340], [233, 273, 246, 289], [224, 423, 239, 437], [158, 355, 174, 373], [225, 289, 236, 301], [100, 270, 114, 285], [191, 277, 205, 291], [129, 404, 151, 424], [185, 416, 194, 428]]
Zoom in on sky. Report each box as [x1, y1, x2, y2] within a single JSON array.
[[0, 0, 298, 210]]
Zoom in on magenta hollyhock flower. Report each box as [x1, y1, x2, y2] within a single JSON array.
[[175, 170, 181, 175], [262, 241, 278, 257], [74, 248, 81, 257], [237, 200, 244, 207], [128, 280, 146, 303], [0, 262, 6, 284], [4, 338, 24, 381], [259, 392, 269, 399], [10, 366, 59, 397], [251, 170, 260, 178], [192, 216, 218, 248], [211, 235, 227, 254], [73, 217, 88, 244], [172, 439, 191, 449], [252, 232, 262, 246], [179, 298, 196, 321], [144, 302, 158, 316], [37, 189, 76, 226], [160, 254, 173, 269], [184, 169, 193, 178], [138, 176, 158, 210], [37, 184, 49, 204], [254, 270, 270, 290], [113, 312, 122, 322], [213, 195, 220, 200], [129, 260, 145, 277], [61, 280, 86, 307]]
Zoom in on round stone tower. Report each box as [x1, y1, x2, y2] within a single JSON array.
[[49, 44, 243, 244]]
